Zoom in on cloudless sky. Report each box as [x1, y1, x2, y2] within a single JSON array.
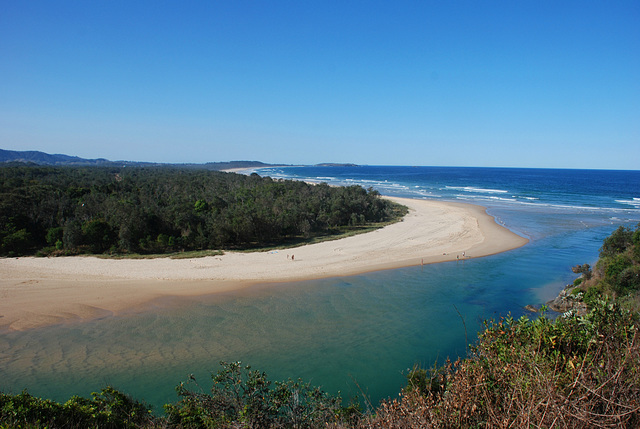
[[1, 1, 638, 169]]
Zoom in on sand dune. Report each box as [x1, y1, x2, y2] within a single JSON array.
[[0, 197, 527, 331]]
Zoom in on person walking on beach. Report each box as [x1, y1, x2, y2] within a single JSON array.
[[291, 254, 294, 261]]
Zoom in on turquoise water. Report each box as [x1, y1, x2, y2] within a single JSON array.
[[1, 166, 639, 412]]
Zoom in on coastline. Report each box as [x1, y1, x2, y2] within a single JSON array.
[[0, 197, 528, 331]]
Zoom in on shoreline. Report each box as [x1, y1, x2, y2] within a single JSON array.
[[0, 197, 528, 331]]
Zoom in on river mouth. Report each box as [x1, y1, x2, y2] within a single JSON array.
[[0, 223, 601, 412]]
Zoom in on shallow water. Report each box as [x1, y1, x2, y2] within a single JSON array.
[[1, 167, 638, 412], [0, 224, 615, 410]]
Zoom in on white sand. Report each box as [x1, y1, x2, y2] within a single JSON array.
[[0, 197, 527, 331]]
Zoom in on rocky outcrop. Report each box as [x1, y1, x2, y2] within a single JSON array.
[[546, 284, 588, 316]]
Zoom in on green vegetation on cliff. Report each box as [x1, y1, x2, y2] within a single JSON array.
[[0, 165, 405, 257], [570, 223, 640, 312]]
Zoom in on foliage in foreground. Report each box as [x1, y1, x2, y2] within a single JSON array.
[[0, 362, 360, 429], [370, 301, 640, 428], [3, 302, 638, 428], [0, 386, 155, 429], [164, 361, 361, 428]]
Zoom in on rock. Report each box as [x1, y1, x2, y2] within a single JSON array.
[[546, 284, 587, 316]]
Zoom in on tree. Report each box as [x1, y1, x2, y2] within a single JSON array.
[[0, 165, 401, 255], [1, 228, 33, 255], [600, 226, 633, 258], [82, 219, 114, 253]]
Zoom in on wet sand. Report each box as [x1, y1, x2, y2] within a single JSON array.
[[0, 197, 527, 331]]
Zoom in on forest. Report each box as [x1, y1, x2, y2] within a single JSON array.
[[0, 165, 404, 256]]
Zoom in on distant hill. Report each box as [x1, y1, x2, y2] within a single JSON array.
[[191, 160, 273, 171], [0, 149, 117, 166], [0, 149, 273, 170]]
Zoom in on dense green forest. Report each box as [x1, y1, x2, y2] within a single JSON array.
[[0, 165, 404, 257], [2, 225, 639, 428]]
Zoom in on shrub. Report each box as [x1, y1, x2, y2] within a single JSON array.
[[82, 219, 114, 253], [45, 227, 64, 246], [405, 362, 448, 399], [583, 286, 603, 307], [0, 387, 155, 429], [617, 265, 640, 294], [605, 254, 632, 282], [600, 225, 634, 258], [164, 361, 349, 428], [366, 301, 640, 428], [1, 228, 33, 256]]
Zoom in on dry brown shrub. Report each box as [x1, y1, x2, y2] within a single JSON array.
[[360, 303, 640, 429]]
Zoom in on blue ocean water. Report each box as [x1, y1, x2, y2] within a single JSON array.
[[254, 165, 640, 243], [1, 166, 639, 411], [255, 165, 640, 215]]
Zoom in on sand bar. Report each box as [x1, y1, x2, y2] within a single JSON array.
[[0, 197, 527, 331]]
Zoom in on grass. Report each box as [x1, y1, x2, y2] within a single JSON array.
[[95, 249, 225, 260]]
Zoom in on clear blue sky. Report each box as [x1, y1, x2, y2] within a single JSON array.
[[1, 1, 638, 169]]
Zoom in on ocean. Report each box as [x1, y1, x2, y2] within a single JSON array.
[[1, 166, 639, 412]]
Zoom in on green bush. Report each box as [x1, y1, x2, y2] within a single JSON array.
[[1, 228, 33, 256], [605, 254, 632, 281], [0, 387, 154, 429], [583, 285, 602, 307], [405, 362, 449, 399], [82, 219, 114, 253], [617, 265, 640, 294], [45, 227, 64, 246], [600, 225, 634, 258], [164, 361, 350, 428]]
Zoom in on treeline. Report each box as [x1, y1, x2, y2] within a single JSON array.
[[0, 165, 403, 256]]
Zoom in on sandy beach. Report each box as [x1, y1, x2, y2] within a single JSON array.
[[0, 197, 527, 331]]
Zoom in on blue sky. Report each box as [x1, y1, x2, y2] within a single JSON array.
[[1, 1, 638, 169]]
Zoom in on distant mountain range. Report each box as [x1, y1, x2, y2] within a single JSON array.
[[0, 149, 273, 171], [0, 149, 359, 170]]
